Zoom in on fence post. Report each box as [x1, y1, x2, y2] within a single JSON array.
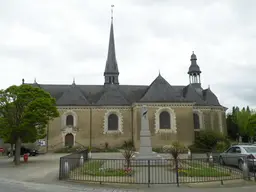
[[59, 157, 62, 180], [80, 155, 84, 166], [242, 157, 250, 181], [254, 160, 256, 182], [148, 160, 150, 188], [175, 158, 179, 187]]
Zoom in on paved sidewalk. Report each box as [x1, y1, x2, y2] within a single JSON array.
[[0, 153, 64, 183], [0, 177, 137, 192]]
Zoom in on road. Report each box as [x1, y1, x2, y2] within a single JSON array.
[[1, 177, 256, 192], [0, 178, 136, 192]]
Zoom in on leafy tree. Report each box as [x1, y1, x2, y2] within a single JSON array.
[[226, 113, 239, 140], [232, 106, 251, 136], [0, 84, 59, 165], [247, 114, 256, 142]]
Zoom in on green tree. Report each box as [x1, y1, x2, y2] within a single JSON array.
[[0, 84, 59, 165], [193, 130, 226, 151], [247, 114, 256, 142], [226, 112, 239, 140], [232, 107, 251, 137]]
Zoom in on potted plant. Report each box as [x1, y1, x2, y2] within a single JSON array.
[[88, 146, 92, 159]]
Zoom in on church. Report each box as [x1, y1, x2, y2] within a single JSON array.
[[26, 14, 227, 151]]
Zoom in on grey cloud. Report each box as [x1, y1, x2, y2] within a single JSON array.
[[0, 0, 255, 110]]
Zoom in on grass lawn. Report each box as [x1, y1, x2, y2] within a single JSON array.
[[80, 160, 134, 177], [179, 160, 231, 177]]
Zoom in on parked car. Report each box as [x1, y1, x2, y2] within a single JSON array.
[[7, 146, 38, 157], [219, 145, 256, 170]]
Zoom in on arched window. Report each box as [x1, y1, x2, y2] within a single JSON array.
[[193, 113, 200, 129], [65, 133, 74, 147], [108, 114, 118, 130], [159, 111, 171, 129], [66, 115, 74, 126]]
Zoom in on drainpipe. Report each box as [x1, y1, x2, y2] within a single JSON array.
[[46, 123, 49, 153], [131, 106, 134, 145], [89, 108, 92, 148]]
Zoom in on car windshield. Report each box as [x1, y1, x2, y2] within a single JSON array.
[[244, 146, 256, 153]]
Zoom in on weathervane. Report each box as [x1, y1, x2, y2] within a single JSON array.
[[111, 5, 114, 21]]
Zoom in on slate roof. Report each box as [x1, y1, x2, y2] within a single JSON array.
[[188, 52, 201, 74], [104, 20, 119, 75], [56, 83, 90, 106], [202, 88, 221, 106], [139, 74, 185, 102], [28, 77, 222, 107], [96, 85, 129, 105], [182, 84, 206, 105]]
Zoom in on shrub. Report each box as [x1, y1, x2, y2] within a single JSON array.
[[163, 141, 187, 160], [188, 144, 210, 153], [54, 146, 85, 153], [121, 140, 134, 149], [90, 147, 119, 153], [193, 130, 226, 152], [215, 141, 230, 153], [104, 142, 109, 150], [152, 147, 165, 153], [121, 140, 135, 168]]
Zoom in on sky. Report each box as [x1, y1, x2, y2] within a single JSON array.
[[0, 0, 255, 111]]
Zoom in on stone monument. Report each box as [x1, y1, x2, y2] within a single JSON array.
[[135, 105, 162, 160]]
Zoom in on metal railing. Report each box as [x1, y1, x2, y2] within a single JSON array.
[[59, 156, 255, 186], [59, 149, 89, 180]]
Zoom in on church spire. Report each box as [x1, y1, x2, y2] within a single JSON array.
[[104, 5, 119, 85]]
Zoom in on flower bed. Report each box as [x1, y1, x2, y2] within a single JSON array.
[[78, 160, 134, 177], [178, 160, 231, 177]]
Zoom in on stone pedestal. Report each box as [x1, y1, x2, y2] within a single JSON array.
[[134, 106, 163, 163]]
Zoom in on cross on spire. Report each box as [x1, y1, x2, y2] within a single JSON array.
[[111, 5, 114, 21]]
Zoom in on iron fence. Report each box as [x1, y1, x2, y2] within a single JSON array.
[[59, 149, 88, 180], [59, 156, 256, 186]]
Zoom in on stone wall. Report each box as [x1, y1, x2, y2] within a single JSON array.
[[47, 104, 227, 151]]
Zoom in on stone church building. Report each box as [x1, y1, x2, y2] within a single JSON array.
[[26, 17, 227, 150]]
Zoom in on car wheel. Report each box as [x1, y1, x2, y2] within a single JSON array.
[[219, 157, 225, 165], [238, 160, 244, 170]]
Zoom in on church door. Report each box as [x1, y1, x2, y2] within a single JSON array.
[[65, 133, 74, 147]]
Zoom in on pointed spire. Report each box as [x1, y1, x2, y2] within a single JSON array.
[[104, 5, 119, 85], [34, 78, 37, 84]]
